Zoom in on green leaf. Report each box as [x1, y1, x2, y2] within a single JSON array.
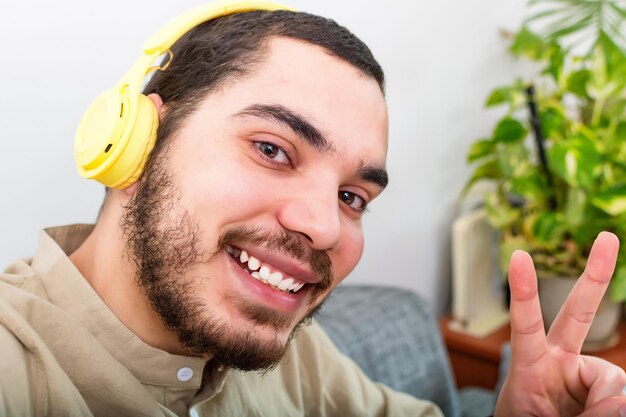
[[544, 43, 566, 81], [464, 159, 502, 192], [525, 5, 568, 23], [484, 192, 520, 229], [498, 142, 531, 178], [532, 212, 565, 246], [510, 171, 550, 201], [564, 187, 587, 227], [603, 98, 626, 121], [484, 83, 527, 109], [540, 108, 568, 139], [510, 27, 546, 60], [591, 184, 626, 215], [568, 203, 612, 249], [609, 263, 626, 302], [597, 31, 626, 81], [485, 87, 510, 107], [493, 117, 527, 143], [547, 134, 602, 188], [614, 123, 626, 160], [566, 69, 591, 98], [587, 33, 626, 100], [589, 41, 609, 96], [617, 122, 626, 139], [547, 13, 594, 41], [467, 139, 496, 163]]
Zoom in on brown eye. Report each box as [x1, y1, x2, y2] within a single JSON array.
[[258, 142, 279, 158], [340, 191, 355, 205], [339, 191, 367, 212], [252, 142, 291, 166], [253, 141, 292, 166]]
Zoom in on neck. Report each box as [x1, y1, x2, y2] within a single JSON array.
[[69, 201, 192, 356]]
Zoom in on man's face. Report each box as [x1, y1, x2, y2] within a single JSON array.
[[122, 37, 388, 370]]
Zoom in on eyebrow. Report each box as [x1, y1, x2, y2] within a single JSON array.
[[231, 104, 335, 153], [359, 164, 389, 190], [231, 103, 389, 190]]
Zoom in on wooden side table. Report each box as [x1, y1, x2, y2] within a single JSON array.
[[439, 316, 626, 390]]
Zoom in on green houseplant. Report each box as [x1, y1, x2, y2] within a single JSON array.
[[466, 0, 626, 309]]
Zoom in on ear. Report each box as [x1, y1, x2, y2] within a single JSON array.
[[122, 181, 139, 198], [147, 93, 166, 120]]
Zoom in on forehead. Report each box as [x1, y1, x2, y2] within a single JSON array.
[[203, 36, 389, 165]]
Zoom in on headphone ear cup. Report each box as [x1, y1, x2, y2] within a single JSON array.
[[74, 91, 158, 189], [109, 94, 159, 189]]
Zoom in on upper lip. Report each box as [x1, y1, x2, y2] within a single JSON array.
[[229, 244, 321, 285]]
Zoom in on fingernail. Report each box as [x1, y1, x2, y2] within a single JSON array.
[[619, 404, 626, 417]]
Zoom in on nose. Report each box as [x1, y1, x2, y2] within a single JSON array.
[[276, 182, 342, 251]]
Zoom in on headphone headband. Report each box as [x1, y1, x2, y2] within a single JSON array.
[[116, 1, 293, 94], [143, 1, 293, 55]]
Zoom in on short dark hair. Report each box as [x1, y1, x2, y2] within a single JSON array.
[[143, 10, 385, 154]]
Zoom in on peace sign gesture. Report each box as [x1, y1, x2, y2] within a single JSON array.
[[494, 232, 626, 417]]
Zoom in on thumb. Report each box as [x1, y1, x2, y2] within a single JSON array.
[[577, 396, 626, 417], [580, 356, 626, 408]]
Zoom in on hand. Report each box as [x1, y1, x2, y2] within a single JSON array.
[[494, 232, 626, 417]]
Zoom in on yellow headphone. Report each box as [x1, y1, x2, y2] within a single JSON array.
[[74, 0, 292, 189]]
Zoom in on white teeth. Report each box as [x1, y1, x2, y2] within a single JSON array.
[[247, 256, 260, 271], [268, 271, 282, 286], [234, 251, 306, 294], [278, 278, 294, 291], [259, 266, 271, 281]]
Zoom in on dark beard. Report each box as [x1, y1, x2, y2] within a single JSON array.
[[119, 149, 333, 371]]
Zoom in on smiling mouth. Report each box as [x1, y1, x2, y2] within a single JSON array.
[[226, 245, 308, 294]]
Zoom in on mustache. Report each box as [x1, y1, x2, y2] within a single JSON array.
[[215, 225, 333, 296]]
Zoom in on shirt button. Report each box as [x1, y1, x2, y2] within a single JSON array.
[[177, 367, 194, 382]]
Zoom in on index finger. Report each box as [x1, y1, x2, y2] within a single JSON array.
[[546, 232, 619, 353], [508, 250, 548, 366]]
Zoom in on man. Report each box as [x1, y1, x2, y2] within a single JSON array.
[[1, 3, 625, 417]]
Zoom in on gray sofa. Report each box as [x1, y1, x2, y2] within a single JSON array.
[[317, 285, 507, 417]]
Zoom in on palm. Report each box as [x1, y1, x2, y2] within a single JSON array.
[[506, 348, 601, 415], [494, 232, 626, 417]]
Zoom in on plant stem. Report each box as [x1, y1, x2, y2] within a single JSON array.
[[526, 84, 557, 210]]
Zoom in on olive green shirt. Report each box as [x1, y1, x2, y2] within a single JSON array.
[[0, 225, 442, 417]]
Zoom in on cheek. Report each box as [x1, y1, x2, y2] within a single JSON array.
[[333, 223, 365, 284], [171, 143, 274, 225]]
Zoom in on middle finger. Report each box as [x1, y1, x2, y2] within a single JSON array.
[[546, 232, 619, 353]]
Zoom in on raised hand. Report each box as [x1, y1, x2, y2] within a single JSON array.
[[494, 232, 626, 417]]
